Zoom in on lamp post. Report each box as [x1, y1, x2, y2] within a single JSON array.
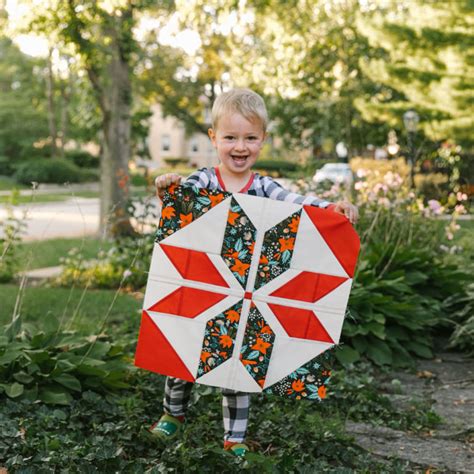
[[403, 110, 419, 188]]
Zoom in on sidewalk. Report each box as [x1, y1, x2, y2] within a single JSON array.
[[346, 352, 473, 471], [0, 182, 100, 197]]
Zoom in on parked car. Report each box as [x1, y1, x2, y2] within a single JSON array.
[[313, 163, 353, 186]]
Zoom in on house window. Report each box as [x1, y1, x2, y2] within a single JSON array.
[[161, 134, 171, 152], [190, 137, 199, 153]]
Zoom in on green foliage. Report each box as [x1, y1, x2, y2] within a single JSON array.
[[57, 197, 158, 290], [414, 173, 450, 201], [14, 159, 97, 185], [0, 156, 15, 176], [299, 158, 470, 366], [163, 156, 191, 167], [0, 285, 141, 336], [447, 283, 474, 354], [17, 237, 113, 270], [356, 1, 474, 146], [0, 327, 133, 405], [0, 193, 25, 283], [65, 149, 99, 168], [255, 159, 299, 176], [0, 37, 49, 160], [0, 365, 426, 472]]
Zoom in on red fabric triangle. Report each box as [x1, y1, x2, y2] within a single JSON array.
[[303, 206, 360, 277], [269, 303, 334, 343], [306, 313, 333, 343], [147, 286, 227, 318], [161, 244, 229, 288], [270, 271, 348, 302], [134, 310, 195, 381]]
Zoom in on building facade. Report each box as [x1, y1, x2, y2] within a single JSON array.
[[148, 104, 218, 170]]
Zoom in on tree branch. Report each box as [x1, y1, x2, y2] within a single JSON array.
[[66, 0, 109, 116]]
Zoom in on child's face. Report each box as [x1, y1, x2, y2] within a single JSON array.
[[208, 113, 266, 176]]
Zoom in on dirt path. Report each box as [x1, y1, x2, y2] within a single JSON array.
[[346, 352, 474, 472]]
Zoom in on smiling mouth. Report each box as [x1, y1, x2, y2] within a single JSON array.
[[231, 155, 248, 162]]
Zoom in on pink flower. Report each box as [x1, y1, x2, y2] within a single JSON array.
[[428, 200, 442, 215]]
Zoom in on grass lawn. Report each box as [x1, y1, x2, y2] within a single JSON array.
[[0, 284, 141, 336], [17, 236, 113, 269], [0, 190, 99, 204]]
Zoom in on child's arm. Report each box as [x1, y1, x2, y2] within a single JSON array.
[[261, 176, 358, 224]]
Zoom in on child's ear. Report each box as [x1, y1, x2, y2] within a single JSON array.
[[208, 128, 217, 147]]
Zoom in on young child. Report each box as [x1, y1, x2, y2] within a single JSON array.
[[152, 88, 358, 456]]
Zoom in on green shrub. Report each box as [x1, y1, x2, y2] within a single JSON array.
[[130, 172, 150, 187], [0, 156, 15, 176], [65, 149, 99, 168], [255, 159, 299, 177], [163, 157, 189, 167], [0, 195, 24, 283], [13, 159, 93, 185], [0, 324, 133, 404], [415, 173, 450, 201], [56, 197, 157, 290]]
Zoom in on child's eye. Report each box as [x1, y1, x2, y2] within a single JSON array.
[[248, 136, 258, 141], [224, 136, 235, 140]]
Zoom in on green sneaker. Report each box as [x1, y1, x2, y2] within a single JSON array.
[[149, 414, 183, 440], [226, 443, 249, 457]]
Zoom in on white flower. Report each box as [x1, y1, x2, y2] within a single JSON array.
[[123, 269, 132, 279]]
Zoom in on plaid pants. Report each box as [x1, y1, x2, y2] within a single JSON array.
[[163, 377, 250, 443]]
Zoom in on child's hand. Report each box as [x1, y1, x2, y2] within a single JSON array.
[[155, 173, 182, 200], [331, 201, 359, 225]]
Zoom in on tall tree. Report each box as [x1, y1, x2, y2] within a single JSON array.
[[174, 0, 393, 158], [26, 0, 174, 237], [355, 0, 474, 147], [0, 36, 49, 162]]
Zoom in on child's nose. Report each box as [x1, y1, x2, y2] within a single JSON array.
[[234, 139, 246, 150]]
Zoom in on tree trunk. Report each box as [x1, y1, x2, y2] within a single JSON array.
[[99, 42, 134, 238], [47, 48, 58, 157]]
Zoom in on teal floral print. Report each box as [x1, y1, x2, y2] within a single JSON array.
[[254, 210, 302, 289], [197, 300, 242, 377], [156, 185, 229, 242], [220, 197, 257, 288], [264, 349, 333, 401], [240, 303, 275, 388]]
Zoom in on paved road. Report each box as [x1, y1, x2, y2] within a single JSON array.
[[0, 197, 160, 241], [0, 198, 100, 241]]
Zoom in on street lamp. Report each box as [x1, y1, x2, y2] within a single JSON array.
[[403, 110, 419, 188]]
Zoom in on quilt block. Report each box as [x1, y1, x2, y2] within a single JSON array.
[[135, 185, 360, 400]]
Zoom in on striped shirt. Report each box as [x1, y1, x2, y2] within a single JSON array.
[[184, 167, 332, 208]]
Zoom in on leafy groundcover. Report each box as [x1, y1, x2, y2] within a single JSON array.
[[1, 338, 440, 473]]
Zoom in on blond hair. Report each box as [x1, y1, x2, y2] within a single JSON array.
[[211, 88, 268, 132]]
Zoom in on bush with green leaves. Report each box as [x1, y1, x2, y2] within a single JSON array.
[[255, 159, 299, 176], [56, 197, 158, 290], [0, 193, 25, 283], [0, 156, 15, 176], [0, 316, 133, 405], [298, 158, 471, 366], [14, 158, 96, 185], [65, 149, 99, 168], [340, 208, 470, 366], [0, 362, 435, 472]]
